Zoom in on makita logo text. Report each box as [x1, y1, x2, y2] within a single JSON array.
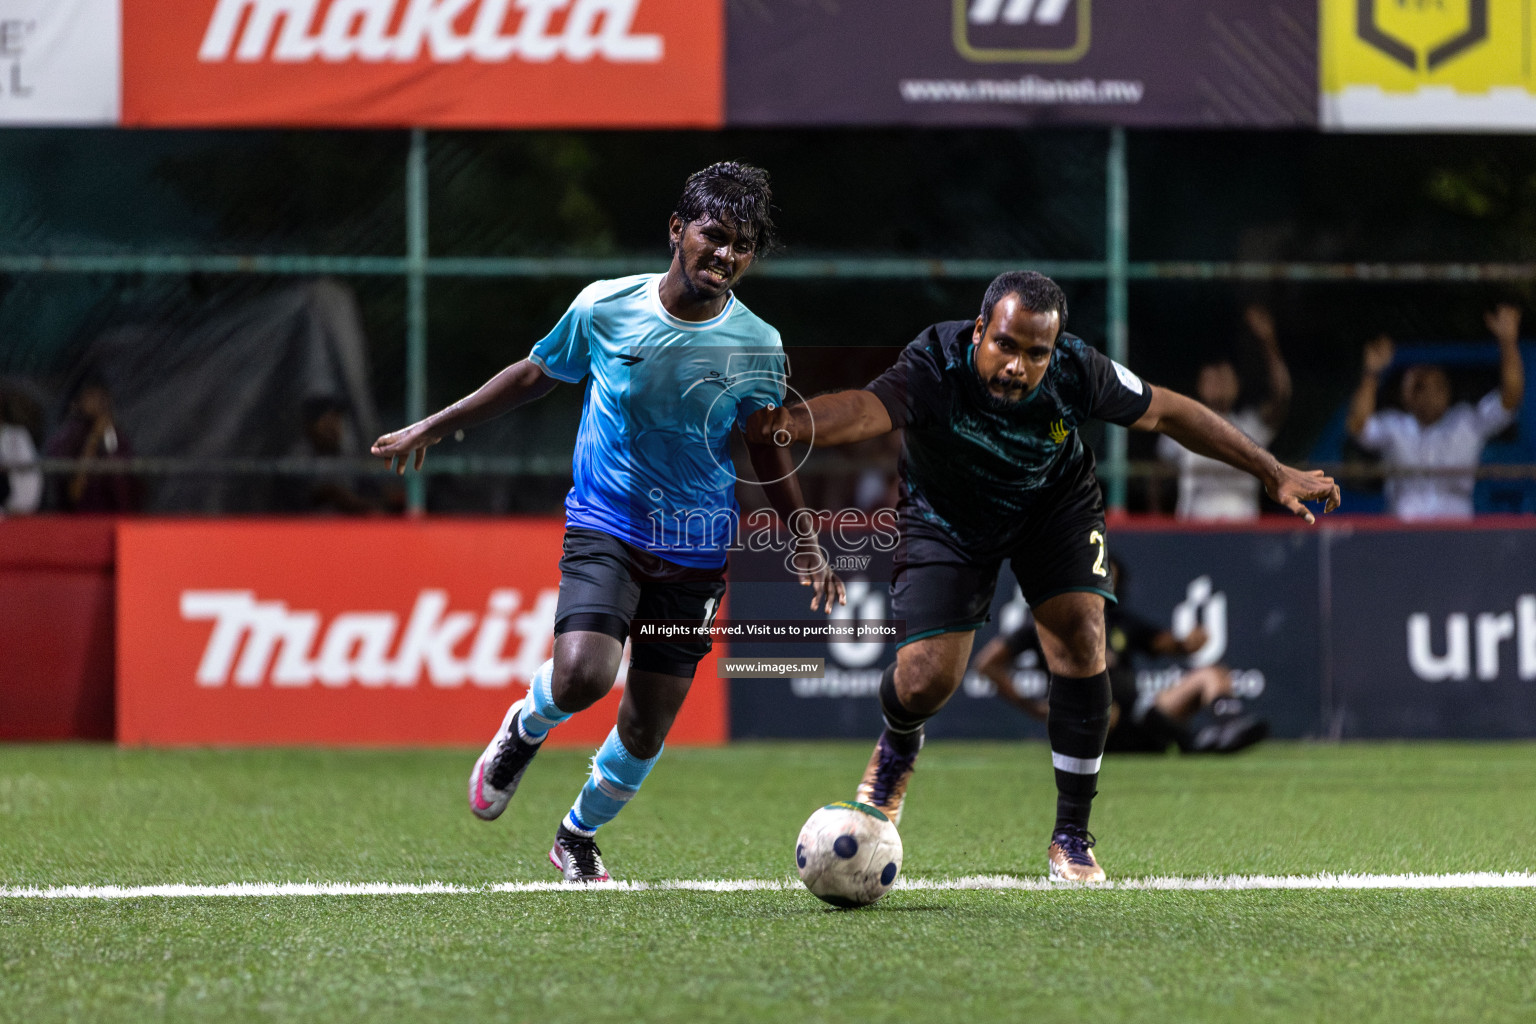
[[199, 0, 664, 64], [181, 588, 557, 688]]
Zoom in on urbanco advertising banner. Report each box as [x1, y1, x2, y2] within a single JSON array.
[[0, 0, 119, 124], [725, 523, 1325, 741], [726, 0, 1317, 128], [1325, 523, 1536, 738], [121, 0, 723, 127], [1110, 525, 1324, 740], [1322, 0, 1536, 129], [116, 519, 727, 746]]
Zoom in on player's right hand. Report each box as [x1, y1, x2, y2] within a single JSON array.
[[371, 423, 442, 475], [790, 535, 847, 613]]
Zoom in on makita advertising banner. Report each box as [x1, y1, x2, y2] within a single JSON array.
[[120, 0, 723, 127], [726, 0, 1317, 128], [110, 518, 1536, 744], [16, 0, 1536, 130], [115, 520, 728, 745], [728, 522, 1536, 741], [0, 0, 120, 124]]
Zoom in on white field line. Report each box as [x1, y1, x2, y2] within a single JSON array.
[[2, 872, 1534, 900]]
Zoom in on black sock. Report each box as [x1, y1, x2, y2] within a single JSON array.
[[1047, 670, 1113, 834], [878, 662, 929, 757]]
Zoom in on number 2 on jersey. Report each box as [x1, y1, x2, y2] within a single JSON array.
[[1088, 530, 1108, 578]]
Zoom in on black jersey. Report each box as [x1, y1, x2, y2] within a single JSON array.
[[865, 320, 1153, 550]]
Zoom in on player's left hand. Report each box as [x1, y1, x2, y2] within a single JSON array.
[[744, 405, 798, 448], [792, 535, 847, 612], [1266, 464, 1341, 525]]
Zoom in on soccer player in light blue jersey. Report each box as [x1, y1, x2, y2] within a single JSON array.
[[373, 163, 842, 882]]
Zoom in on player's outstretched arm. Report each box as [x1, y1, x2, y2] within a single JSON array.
[[1131, 385, 1341, 524], [742, 390, 893, 450], [743, 440, 847, 613], [370, 359, 559, 474]]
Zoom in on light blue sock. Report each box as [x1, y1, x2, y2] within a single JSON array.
[[564, 728, 661, 835], [517, 660, 569, 742]]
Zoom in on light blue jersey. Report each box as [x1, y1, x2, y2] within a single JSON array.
[[529, 274, 787, 568]]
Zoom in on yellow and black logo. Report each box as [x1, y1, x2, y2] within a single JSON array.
[[1357, 0, 1487, 72], [953, 0, 1090, 64], [1323, 0, 1520, 95], [1048, 418, 1070, 444]]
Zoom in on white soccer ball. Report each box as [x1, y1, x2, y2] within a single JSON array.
[[795, 801, 904, 908]]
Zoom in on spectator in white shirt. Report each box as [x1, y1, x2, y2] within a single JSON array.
[[0, 387, 42, 516], [1157, 305, 1292, 520], [1347, 304, 1526, 520]]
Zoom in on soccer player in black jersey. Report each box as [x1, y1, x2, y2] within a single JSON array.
[[748, 271, 1339, 882]]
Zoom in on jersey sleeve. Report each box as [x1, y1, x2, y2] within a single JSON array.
[[1079, 342, 1154, 426], [1472, 389, 1518, 439], [864, 334, 946, 429], [527, 287, 596, 383], [734, 347, 789, 431]]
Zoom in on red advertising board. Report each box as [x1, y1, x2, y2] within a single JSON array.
[[0, 517, 117, 741], [121, 0, 723, 127], [116, 519, 727, 746]]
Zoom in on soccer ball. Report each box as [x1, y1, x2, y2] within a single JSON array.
[[795, 801, 903, 908]]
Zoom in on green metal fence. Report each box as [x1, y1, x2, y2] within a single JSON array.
[[6, 127, 1536, 514]]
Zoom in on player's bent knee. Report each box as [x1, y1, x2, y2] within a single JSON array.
[[1049, 625, 1105, 676], [896, 666, 964, 715], [556, 663, 618, 709], [617, 720, 670, 760]]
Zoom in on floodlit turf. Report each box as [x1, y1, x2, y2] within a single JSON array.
[[1, 742, 1534, 1023]]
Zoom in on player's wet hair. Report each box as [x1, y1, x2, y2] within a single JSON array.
[[980, 271, 1068, 335], [671, 161, 778, 256]]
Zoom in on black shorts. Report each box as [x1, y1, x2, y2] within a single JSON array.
[[891, 469, 1116, 647], [555, 527, 727, 678]]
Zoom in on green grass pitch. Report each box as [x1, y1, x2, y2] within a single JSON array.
[[2, 741, 1534, 1023]]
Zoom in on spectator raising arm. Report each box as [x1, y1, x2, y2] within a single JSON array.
[[1347, 335, 1394, 441], [1246, 305, 1292, 432], [1487, 304, 1525, 412]]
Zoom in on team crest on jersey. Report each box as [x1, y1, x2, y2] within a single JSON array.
[[1048, 418, 1070, 444]]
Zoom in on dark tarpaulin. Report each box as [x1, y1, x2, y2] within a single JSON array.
[[80, 279, 380, 513]]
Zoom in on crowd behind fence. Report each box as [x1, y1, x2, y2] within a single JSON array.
[[1, 129, 1534, 519]]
